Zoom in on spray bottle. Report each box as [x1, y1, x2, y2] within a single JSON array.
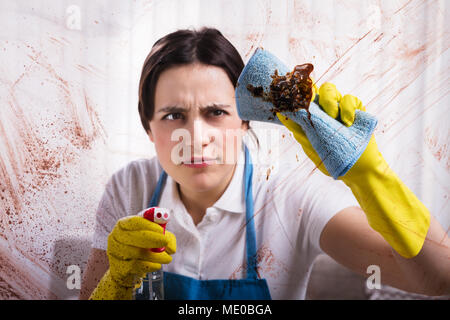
[[134, 207, 170, 300]]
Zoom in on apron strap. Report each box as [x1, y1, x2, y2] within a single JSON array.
[[149, 170, 167, 207], [244, 145, 258, 280]]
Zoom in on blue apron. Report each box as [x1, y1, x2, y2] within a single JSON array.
[[139, 145, 271, 300]]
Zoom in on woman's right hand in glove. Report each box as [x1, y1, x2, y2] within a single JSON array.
[[89, 216, 176, 300]]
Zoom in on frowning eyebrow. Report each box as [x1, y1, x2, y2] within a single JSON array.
[[156, 103, 231, 113], [200, 104, 232, 112], [157, 106, 188, 114]]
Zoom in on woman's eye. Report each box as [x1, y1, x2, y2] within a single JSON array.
[[210, 109, 228, 117], [163, 113, 183, 120]]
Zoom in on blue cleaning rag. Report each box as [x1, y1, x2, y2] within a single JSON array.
[[235, 48, 378, 179]]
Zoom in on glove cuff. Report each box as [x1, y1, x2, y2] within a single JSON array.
[[342, 157, 431, 259]]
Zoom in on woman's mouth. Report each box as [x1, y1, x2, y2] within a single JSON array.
[[182, 157, 217, 168]]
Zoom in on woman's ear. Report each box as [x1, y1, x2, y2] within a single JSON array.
[[241, 120, 249, 132]]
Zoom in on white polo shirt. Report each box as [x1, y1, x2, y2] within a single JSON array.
[[92, 144, 359, 299]]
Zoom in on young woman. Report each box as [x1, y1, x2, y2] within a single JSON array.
[[80, 27, 449, 300]]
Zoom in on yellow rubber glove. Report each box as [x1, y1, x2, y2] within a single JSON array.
[[89, 216, 176, 300], [277, 82, 430, 258]]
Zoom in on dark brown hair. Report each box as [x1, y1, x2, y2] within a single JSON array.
[[138, 27, 248, 133]]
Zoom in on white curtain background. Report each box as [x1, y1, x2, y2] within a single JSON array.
[[0, 0, 448, 299]]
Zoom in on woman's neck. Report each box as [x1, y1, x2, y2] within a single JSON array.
[[178, 164, 237, 225]]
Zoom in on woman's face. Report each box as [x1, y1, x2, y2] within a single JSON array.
[[148, 63, 247, 193]]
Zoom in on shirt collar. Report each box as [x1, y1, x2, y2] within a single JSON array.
[[158, 171, 194, 229], [212, 147, 246, 214]]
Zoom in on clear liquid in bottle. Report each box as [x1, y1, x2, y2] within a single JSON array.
[[134, 270, 164, 300]]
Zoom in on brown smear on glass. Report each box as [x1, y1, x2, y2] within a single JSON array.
[[246, 63, 324, 177], [246, 63, 314, 124]]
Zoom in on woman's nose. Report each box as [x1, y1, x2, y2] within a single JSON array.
[[187, 120, 214, 154]]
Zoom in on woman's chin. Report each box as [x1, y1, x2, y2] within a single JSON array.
[[170, 162, 234, 193], [180, 172, 216, 192]]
